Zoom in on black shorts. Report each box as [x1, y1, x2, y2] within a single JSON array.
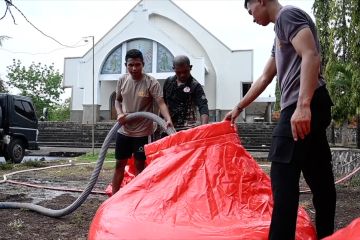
[[115, 133, 150, 161], [268, 85, 333, 163]]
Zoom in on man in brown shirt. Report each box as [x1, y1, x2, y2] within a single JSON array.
[[112, 49, 173, 195]]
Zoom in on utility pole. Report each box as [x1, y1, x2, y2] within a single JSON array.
[[91, 36, 95, 155], [357, 104, 360, 149], [84, 36, 95, 155]]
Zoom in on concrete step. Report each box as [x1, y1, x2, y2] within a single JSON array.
[[38, 142, 116, 148], [37, 121, 277, 149]]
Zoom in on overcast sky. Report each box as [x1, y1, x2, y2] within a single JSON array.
[[0, 0, 314, 100]]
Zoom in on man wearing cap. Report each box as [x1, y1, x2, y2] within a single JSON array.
[[163, 55, 209, 130], [224, 0, 336, 239]]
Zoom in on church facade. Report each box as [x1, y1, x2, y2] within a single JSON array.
[[64, 0, 274, 124]]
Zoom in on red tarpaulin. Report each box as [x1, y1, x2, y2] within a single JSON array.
[[90, 121, 316, 240], [324, 217, 360, 240]]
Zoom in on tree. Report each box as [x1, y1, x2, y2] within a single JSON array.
[[313, 0, 333, 69], [314, 0, 360, 147], [6, 59, 64, 117], [49, 98, 70, 121], [349, 0, 360, 148], [349, 0, 360, 110], [274, 78, 281, 112], [326, 62, 354, 122], [0, 36, 11, 91], [0, 75, 8, 92], [313, 0, 357, 123], [326, 0, 354, 123]]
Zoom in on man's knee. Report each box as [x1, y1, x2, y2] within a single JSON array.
[[134, 159, 146, 173]]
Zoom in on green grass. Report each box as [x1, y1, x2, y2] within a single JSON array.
[[0, 163, 13, 170], [349, 174, 360, 187], [8, 219, 24, 229], [22, 160, 47, 168], [74, 150, 117, 169], [75, 149, 116, 163]]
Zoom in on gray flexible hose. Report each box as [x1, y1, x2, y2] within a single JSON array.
[[0, 112, 176, 217]]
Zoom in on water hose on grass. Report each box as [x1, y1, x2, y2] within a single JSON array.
[[0, 112, 176, 218], [1, 162, 110, 195]]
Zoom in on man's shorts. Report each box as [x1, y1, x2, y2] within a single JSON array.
[[268, 85, 333, 164], [115, 133, 150, 161]]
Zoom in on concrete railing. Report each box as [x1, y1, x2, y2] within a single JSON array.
[[331, 148, 360, 176]]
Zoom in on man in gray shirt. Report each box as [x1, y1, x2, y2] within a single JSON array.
[[225, 0, 336, 239]]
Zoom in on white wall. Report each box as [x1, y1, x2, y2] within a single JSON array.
[[64, 0, 255, 117], [147, 1, 253, 110], [100, 81, 116, 110]]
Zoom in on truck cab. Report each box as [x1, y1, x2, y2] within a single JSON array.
[[0, 94, 39, 163]]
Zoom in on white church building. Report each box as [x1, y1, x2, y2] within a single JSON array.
[[64, 0, 275, 124]]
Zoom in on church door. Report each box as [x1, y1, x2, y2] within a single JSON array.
[[110, 92, 116, 120]]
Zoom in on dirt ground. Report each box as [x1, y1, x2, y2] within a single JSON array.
[[0, 159, 359, 240]]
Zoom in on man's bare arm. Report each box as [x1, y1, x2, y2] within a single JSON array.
[[155, 97, 173, 128], [290, 27, 320, 141], [224, 57, 277, 124], [200, 114, 209, 125], [115, 94, 127, 125]]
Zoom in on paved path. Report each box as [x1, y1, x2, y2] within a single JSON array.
[[249, 151, 269, 161], [28, 147, 269, 157], [26, 147, 105, 156], [27, 147, 269, 159], [0, 147, 269, 164]]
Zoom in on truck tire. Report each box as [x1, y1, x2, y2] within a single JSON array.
[[7, 139, 25, 164]]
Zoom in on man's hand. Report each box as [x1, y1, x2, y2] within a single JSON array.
[[290, 106, 311, 141], [223, 107, 243, 126], [117, 113, 127, 125], [165, 119, 174, 129]]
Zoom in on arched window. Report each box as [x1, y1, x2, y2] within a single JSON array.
[[101, 47, 122, 74], [127, 39, 153, 73], [101, 38, 174, 74], [157, 43, 173, 72]]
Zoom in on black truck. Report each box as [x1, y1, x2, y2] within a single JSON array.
[[0, 93, 39, 163]]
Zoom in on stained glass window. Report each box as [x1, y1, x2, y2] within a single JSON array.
[[127, 39, 153, 73], [157, 43, 173, 72], [101, 38, 174, 74], [101, 47, 122, 74]]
